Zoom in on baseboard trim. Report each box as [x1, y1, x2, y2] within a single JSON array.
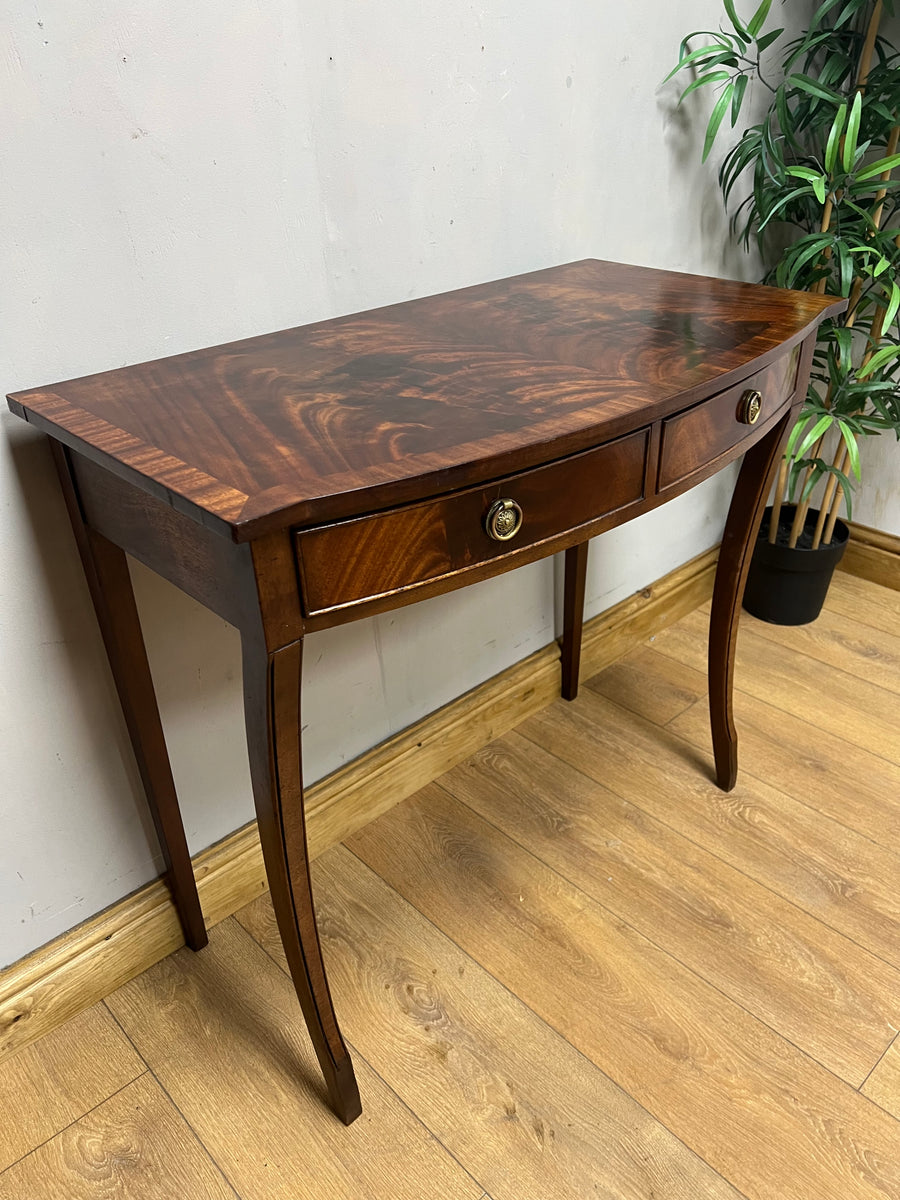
[[840, 520, 900, 592], [0, 545, 717, 1064]]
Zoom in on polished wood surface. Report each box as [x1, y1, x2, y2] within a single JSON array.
[[657, 343, 798, 491], [7, 259, 843, 1124], [560, 541, 589, 700], [296, 428, 647, 616], [9, 260, 841, 538]]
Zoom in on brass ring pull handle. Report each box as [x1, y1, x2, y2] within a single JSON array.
[[738, 389, 762, 425], [485, 497, 524, 541]]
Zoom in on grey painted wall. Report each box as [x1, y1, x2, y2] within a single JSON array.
[[2, 1, 894, 966]]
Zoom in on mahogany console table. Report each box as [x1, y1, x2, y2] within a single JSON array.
[[8, 260, 842, 1124]]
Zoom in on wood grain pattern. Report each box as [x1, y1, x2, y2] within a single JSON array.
[[241, 636, 360, 1123], [105, 921, 484, 1200], [0, 1074, 236, 1200], [295, 429, 647, 616], [8, 260, 842, 538], [347, 786, 900, 1200], [828, 569, 900, 635], [522, 690, 900, 972], [657, 345, 798, 490], [656, 606, 900, 762], [237, 848, 745, 1200], [600, 639, 900, 846], [437, 731, 900, 1085], [862, 1039, 900, 1118], [0, 1005, 143, 1173], [586, 643, 707, 725], [723, 597, 900, 697]]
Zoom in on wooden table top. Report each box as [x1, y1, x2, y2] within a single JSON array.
[[8, 259, 841, 540]]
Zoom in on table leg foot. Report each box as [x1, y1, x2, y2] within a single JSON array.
[[243, 636, 362, 1124], [709, 400, 802, 792]]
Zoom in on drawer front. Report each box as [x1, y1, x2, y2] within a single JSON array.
[[658, 347, 799, 493], [295, 429, 649, 616]]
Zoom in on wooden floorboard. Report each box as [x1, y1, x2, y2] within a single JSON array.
[[105, 918, 484, 1200], [237, 849, 743, 1200], [347, 784, 900, 1200], [436, 731, 900, 1086], [0, 1074, 238, 1200], [651, 607, 900, 762], [3, 572, 899, 1199], [828, 571, 900, 636], [0, 1003, 144, 1173]]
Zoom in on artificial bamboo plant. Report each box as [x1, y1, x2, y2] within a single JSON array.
[[667, 0, 900, 549]]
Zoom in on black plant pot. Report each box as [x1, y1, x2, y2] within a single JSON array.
[[743, 504, 850, 626]]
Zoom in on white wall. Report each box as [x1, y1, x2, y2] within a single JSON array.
[[2, 1, 891, 967]]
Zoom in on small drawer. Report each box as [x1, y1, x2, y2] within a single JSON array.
[[657, 347, 799, 493], [295, 428, 649, 616]]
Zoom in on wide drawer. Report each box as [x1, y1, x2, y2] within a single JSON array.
[[657, 347, 800, 492], [295, 428, 649, 616]]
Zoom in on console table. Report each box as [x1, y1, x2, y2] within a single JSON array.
[[8, 259, 842, 1124]]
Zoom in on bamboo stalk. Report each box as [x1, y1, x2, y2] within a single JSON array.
[[816, 195, 840, 294], [811, 440, 848, 548], [787, 432, 826, 547], [856, 0, 883, 88], [872, 124, 900, 230], [822, 444, 851, 544], [768, 456, 790, 543]]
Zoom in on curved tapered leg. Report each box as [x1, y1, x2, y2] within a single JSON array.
[[561, 541, 589, 701], [242, 635, 362, 1125], [50, 443, 208, 950], [709, 404, 801, 791]]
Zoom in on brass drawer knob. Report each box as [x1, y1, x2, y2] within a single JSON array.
[[738, 389, 762, 425], [485, 497, 523, 541]]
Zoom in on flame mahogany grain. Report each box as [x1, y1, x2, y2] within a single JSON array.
[[7, 260, 844, 1125]]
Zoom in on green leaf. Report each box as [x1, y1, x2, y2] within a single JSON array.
[[724, 0, 749, 39], [786, 166, 828, 204], [731, 72, 749, 126], [810, 0, 848, 33], [883, 281, 900, 333], [795, 414, 833, 461], [836, 240, 853, 296], [702, 82, 735, 161], [858, 344, 900, 378], [833, 325, 853, 367], [678, 70, 732, 104], [662, 42, 733, 83], [824, 102, 847, 174], [800, 464, 825, 503], [785, 414, 815, 458], [758, 184, 817, 230], [855, 152, 900, 182], [842, 90, 862, 173], [837, 420, 861, 478], [755, 27, 784, 53], [747, 0, 773, 37], [789, 73, 842, 104]]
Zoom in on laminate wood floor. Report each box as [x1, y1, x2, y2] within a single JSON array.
[[3, 571, 899, 1200]]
